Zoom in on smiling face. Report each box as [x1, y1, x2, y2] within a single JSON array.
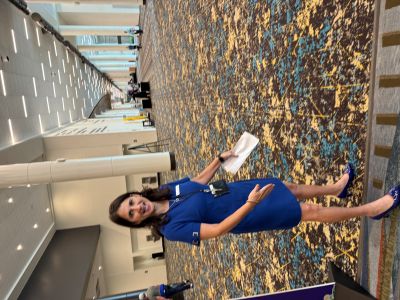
[[117, 194, 155, 225]]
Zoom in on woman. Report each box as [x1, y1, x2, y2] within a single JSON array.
[[109, 150, 400, 246]]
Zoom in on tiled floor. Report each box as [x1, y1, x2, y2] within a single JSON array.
[[143, 0, 375, 298]]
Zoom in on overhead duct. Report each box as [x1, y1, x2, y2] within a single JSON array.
[[0, 152, 176, 188]]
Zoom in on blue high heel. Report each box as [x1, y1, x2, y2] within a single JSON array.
[[337, 164, 355, 199], [371, 185, 400, 220]]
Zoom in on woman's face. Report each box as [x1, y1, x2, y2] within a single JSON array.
[[117, 194, 155, 224]]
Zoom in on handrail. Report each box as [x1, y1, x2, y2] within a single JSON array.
[[8, 0, 29, 15], [88, 93, 112, 118]]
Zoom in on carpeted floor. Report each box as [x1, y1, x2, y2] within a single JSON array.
[[142, 0, 375, 298]]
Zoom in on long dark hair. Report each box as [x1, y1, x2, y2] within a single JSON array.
[[109, 187, 171, 240]]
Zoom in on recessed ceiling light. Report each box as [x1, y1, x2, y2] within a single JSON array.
[[0, 70, 7, 96], [46, 96, 50, 114], [46, 207, 50, 213], [33, 223, 38, 229], [36, 27, 41, 47], [41, 63, 46, 81], [57, 111, 61, 127], [98, 266, 102, 271], [11, 29, 17, 53], [22, 95, 27, 118], [27, 184, 31, 188], [8, 197, 13, 203], [48, 50, 52, 68], [16, 244, 23, 251], [53, 40, 58, 57], [23, 18, 29, 40], [8, 119, 15, 145], [33, 77, 37, 97], [38, 114, 43, 133]]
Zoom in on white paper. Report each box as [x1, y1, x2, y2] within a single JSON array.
[[222, 132, 259, 174]]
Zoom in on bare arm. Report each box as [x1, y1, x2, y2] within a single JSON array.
[[191, 150, 237, 185], [200, 184, 274, 240]]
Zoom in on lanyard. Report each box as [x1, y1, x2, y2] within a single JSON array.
[[168, 188, 210, 212]]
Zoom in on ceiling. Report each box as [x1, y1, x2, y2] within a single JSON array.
[[26, 1, 142, 90]]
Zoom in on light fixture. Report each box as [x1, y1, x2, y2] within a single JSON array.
[[22, 95, 27, 118], [35, 27, 41, 47], [53, 40, 58, 56], [46, 207, 50, 213], [56, 111, 61, 127], [41, 63, 46, 81], [0, 70, 6, 96], [48, 51, 52, 68], [38, 114, 43, 133], [8, 119, 15, 144], [11, 29, 17, 53], [46, 96, 50, 114], [8, 197, 13, 203], [52, 81, 56, 98], [16, 244, 23, 251], [33, 223, 38, 229], [23, 18, 29, 40], [32, 77, 37, 97]]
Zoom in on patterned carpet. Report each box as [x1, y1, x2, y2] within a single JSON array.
[[142, 0, 375, 298]]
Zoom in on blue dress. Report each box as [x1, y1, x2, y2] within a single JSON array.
[[160, 177, 302, 246]]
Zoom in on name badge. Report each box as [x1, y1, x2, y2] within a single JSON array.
[[209, 180, 229, 197], [175, 184, 180, 197]]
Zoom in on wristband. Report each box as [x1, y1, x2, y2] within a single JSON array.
[[218, 153, 225, 163], [246, 199, 258, 204]]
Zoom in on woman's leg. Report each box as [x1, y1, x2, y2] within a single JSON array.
[[300, 193, 395, 222], [285, 173, 351, 200]]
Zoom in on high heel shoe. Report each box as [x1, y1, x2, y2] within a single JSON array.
[[371, 185, 400, 220], [337, 164, 355, 199]]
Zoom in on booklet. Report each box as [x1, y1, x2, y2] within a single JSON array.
[[222, 131, 259, 174]]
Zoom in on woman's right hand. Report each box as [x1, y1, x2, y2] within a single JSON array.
[[247, 184, 274, 205]]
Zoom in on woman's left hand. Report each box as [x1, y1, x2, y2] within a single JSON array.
[[219, 150, 238, 161]]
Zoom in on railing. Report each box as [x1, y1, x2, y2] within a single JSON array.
[[88, 93, 112, 118]]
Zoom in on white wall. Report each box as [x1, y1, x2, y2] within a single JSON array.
[[0, 0, 113, 151]]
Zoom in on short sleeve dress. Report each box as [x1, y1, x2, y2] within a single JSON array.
[[160, 177, 301, 246]]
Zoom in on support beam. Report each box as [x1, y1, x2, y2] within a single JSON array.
[[26, 0, 142, 4], [93, 61, 136, 68], [78, 44, 132, 52], [0, 152, 175, 188], [59, 25, 131, 36], [99, 67, 132, 72], [85, 54, 137, 61]]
